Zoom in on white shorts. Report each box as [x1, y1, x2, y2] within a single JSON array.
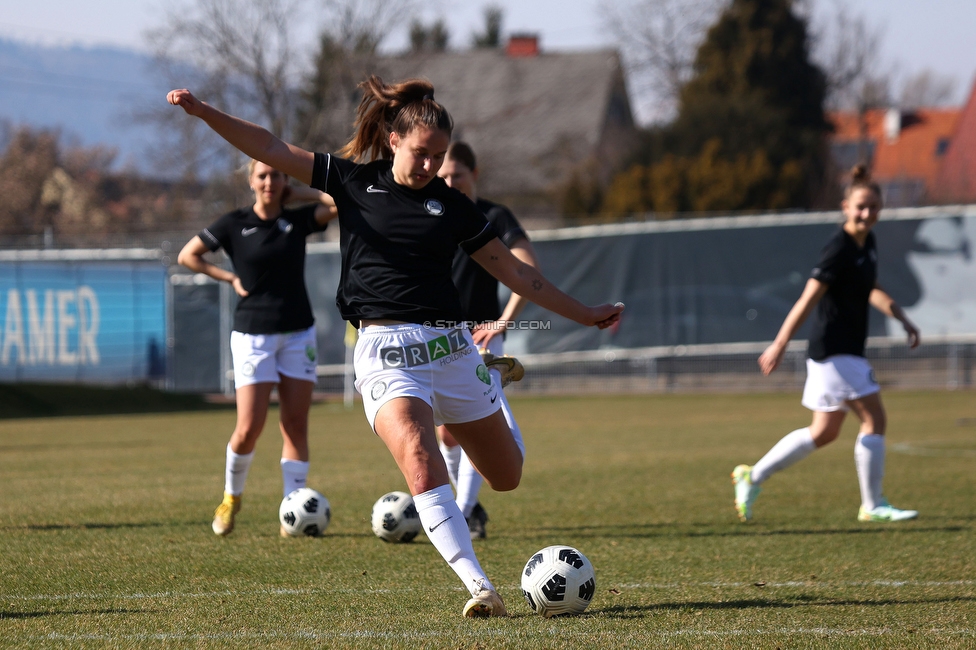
[[801, 355, 880, 412], [354, 324, 500, 430], [230, 326, 318, 389]]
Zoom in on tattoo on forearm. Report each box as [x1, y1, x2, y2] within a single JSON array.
[[532, 279, 543, 291], [490, 255, 498, 260]]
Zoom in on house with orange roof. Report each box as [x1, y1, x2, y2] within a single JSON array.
[[932, 79, 976, 203], [829, 106, 960, 207]]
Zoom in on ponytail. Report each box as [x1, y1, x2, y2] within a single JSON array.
[[844, 164, 882, 202], [338, 75, 453, 162]]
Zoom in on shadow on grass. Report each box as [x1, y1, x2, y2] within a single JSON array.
[[596, 594, 976, 618], [0, 439, 156, 452], [0, 383, 233, 420], [3, 521, 201, 532], [526, 522, 968, 539], [0, 608, 150, 619]]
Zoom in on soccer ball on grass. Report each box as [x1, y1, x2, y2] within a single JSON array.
[[521, 545, 596, 617], [371, 491, 422, 543], [279, 487, 331, 537]]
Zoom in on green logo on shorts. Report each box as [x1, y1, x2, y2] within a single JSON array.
[[305, 345, 316, 362], [427, 335, 451, 361], [476, 364, 491, 385]]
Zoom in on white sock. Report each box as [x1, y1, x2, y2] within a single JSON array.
[[225, 444, 255, 496], [439, 441, 462, 488], [456, 453, 483, 518], [855, 432, 885, 511], [414, 484, 493, 596], [751, 428, 816, 484], [280, 459, 310, 498]]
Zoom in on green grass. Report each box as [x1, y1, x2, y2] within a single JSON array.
[[1, 391, 974, 648]]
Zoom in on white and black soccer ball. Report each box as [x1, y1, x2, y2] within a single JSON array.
[[279, 487, 331, 537], [521, 545, 596, 617], [370, 491, 422, 543]]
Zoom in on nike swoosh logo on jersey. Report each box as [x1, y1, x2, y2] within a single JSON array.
[[428, 516, 453, 532], [241, 227, 259, 236], [491, 395, 497, 404], [366, 184, 389, 193]]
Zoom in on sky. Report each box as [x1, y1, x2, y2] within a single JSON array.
[[1, 0, 975, 109]]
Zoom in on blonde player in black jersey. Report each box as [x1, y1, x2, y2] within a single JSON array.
[[733, 165, 920, 523], [436, 141, 539, 540], [168, 77, 623, 617], [178, 160, 335, 536]]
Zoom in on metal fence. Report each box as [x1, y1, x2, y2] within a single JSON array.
[[307, 336, 976, 402]]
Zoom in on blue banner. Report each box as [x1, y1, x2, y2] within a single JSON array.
[[0, 261, 166, 383]]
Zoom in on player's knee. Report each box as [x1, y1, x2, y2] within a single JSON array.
[[486, 468, 521, 492]]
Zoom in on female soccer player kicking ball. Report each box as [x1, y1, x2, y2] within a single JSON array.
[[169, 76, 623, 617]]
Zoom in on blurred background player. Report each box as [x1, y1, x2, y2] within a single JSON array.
[[178, 160, 336, 536], [168, 77, 623, 617], [733, 164, 921, 523], [436, 141, 540, 539]]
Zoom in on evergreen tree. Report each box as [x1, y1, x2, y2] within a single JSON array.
[[604, 0, 830, 215]]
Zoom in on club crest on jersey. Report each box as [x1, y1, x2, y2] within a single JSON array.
[[424, 199, 445, 215], [305, 345, 316, 363], [277, 219, 293, 233]]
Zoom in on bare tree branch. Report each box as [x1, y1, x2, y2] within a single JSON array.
[[601, 0, 723, 124], [899, 70, 957, 109], [807, 0, 888, 110]]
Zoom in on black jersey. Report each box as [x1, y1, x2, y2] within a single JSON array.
[[310, 153, 497, 325], [451, 198, 528, 323], [807, 228, 878, 361], [199, 204, 326, 334]]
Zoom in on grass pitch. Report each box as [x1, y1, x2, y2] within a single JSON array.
[[1, 390, 974, 648]]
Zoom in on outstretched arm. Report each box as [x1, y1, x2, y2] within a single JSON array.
[[471, 237, 540, 347], [870, 283, 920, 348], [758, 278, 828, 375], [167, 89, 315, 186], [469, 238, 623, 329]]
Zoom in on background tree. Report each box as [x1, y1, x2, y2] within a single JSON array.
[[145, 0, 307, 193], [603, 0, 830, 216], [601, 0, 724, 123], [0, 123, 191, 246], [899, 70, 958, 109], [294, 0, 416, 154], [472, 6, 504, 48], [409, 19, 450, 53]]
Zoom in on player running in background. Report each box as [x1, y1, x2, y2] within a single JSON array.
[[178, 160, 335, 536], [436, 141, 540, 540], [733, 164, 921, 523], [168, 76, 623, 617]]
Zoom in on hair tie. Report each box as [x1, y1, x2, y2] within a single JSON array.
[[423, 93, 434, 101]]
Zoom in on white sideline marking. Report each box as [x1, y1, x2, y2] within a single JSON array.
[[889, 442, 976, 457], [4, 579, 975, 602]]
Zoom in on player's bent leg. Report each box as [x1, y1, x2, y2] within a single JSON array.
[[445, 409, 523, 492], [807, 409, 846, 448]]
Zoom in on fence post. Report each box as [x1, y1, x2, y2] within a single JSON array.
[[947, 342, 960, 390]]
